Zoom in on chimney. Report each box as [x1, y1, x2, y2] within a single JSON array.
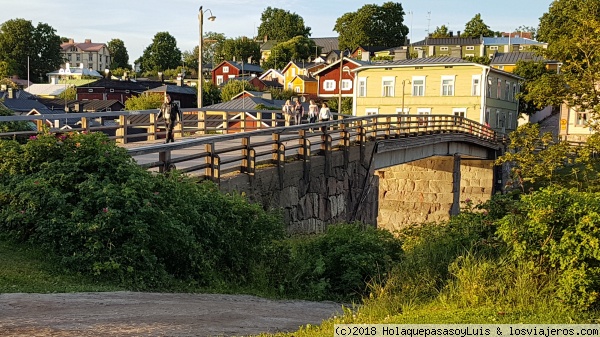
[[264, 35, 268, 43], [457, 31, 461, 37], [158, 72, 164, 83], [85, 39, 91, 43], [74, 102, 82, 112], [450, 31, 453, 37], [7, 88, 14, 99], [68, 38, 74, 44], [176, 73, 183, 86]]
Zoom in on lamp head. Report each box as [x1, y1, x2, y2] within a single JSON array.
[[208, 15, 216, 21]]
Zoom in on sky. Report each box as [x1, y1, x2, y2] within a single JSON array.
[[0, 0, 553, 67]]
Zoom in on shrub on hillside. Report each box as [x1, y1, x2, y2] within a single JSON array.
[[497, 186, 600, 309], [0, 131, 284, 288], [268, 224, 403, 301]]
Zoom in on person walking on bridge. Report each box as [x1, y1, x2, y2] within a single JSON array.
[[158, 94, 182, 143]]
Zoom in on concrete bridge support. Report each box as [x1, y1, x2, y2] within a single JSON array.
[[375, 156, 494, 233]]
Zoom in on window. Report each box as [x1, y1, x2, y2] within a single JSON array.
[[505, 81, 510, 100], [497, 78, 502, 98], [291, 68, 296, 77], [519, 46, 524, 51], [295, 87, 301, 93], [67, 53, 71, 60], [341, 79, 352, 90], [395, 107, 410, 114], [109, 88, 114, 93], [324, 80, 336, 91], [440, 46, 449, 51], [365, 107, 379, 115], [513, 84, 517, 102], [466, 46, 475, 51], [76, 54, 81, 61], [88, 89, 93, 92], [417, 108, 431, 126], [485, 109, 490, 124], [487, 78, 492, 97], [287, 83, 293, 90], [508, 112, 514, 129], [465, 53, 475, 57], [498, 66, 504, 70], [453, 108, 466, 118], [89, 54, 93, 61], [441, 76, 455, 96], [216, 75, 224, 85], [228, 75, 235, 79], [357, 77, 367, 97], [412, 76, 425, 96], [472, 76, 481, 96], [490, 46, 498, 50], [576, 112, 588, 126], [496, 110, 504, 128], [382, 76, 395, 97], [223, 66, 229, 73], [125, 90, 130, 93]]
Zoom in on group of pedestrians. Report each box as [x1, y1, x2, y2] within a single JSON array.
[[282, 99, 333, 133]]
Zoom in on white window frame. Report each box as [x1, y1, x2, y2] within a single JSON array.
[[496, 110, 504, 128], [498, 65, 505, 70], [441, 75, 455, 96], [471, 75, 481, 96], [485, 108, 490, 124], [365, 107, 379, 115], [412, 76, 425, 96], [505, 81, 510, 100], [465, 53, 475, 57], [513, 83, 517, 102], [223, 66, 229, 73], [452, 108, 467, 118], [382, 76, 395, 97], [324, 80, 336, 91], [490, 46, 499, 50], [109, 88, 114, 93], [228, 75, 235, 79], [576, 112, 589, 126], [466, 46, 475, 51], [508, 112, 514, 129], [216, 75, 224, 85], [295, 86, 301, 93], [497, 78, 502, 98], [440, 46, 449, 51], [341, 79, 352, 90], [357, 77, 367, 97], [395, 107, 410, 114]]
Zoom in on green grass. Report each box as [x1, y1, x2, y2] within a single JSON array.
[[0, 239, 123, 293]]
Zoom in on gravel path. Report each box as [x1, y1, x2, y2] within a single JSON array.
[[0, 292, 343, 336]]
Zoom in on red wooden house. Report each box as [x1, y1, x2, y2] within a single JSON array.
[[313, 58, 369, 99], [211, 61, 263, 86]]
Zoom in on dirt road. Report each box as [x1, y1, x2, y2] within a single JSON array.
[[0, 292, 343, 336]]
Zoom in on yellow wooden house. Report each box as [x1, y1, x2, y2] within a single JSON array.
[[289, 75, 318, 100], [490, 52, 561, 73], [281, 61, 326, 91], [352, 57, 523, 133]]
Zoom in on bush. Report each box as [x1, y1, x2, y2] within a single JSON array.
[[497, 186, 600, 309], [0, 131, 285, 289], [268, 224, 403, 301]]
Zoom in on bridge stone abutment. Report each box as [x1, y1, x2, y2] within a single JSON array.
[[375, 156, 495, 232], [219, 144, 379, 234]]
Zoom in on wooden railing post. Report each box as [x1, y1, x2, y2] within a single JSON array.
[[116, 115, 127, 144], [159, 149, 172, 173], [205, 142, 220, 184], [341, 128, 350, 170], [197, 110, 206, 135], [272, 133, 285, 189], [176, 116, 184, 139], [321, 133, 332, 177], [80, 117, 90, 134], [299, 129, 311, 181], [148, 112, 157, 141]]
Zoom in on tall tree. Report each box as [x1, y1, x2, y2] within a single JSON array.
[[137, 32, 182, 73], [513, 60, 559, 116], [536, 0, 600, 114], [219, 37, 261, 64], [334, 2, 408, 52], [462, 14, 495, 38], [257, 7, 311, 41], [107, 38, 130, 70], [262, 36, 317, 69], [220, 80, 257, 101], [0, 19, 62, 82], [431, 25, 450, 38], [514, 25, 537, 39]]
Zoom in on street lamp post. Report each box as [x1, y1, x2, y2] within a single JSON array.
[[198, 6, 215, 133], [401, 79, 411, 114]]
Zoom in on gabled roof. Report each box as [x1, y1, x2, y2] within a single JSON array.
[[483, 37, 546, 46], [291, 75, 317, 83], [145, 84, 197, 95], [205, 96, 285, 110], [261, 79, 283, 88], [352, 46, 388, 53], [312, 57, 371, 76], [80, 78, 163, 91], [61, 40, 107, 52], [311, 37, 339, 54], [25, 84, 70, 96], [281, 61, 325, 73], [2, 98, 56, 113], [0, 89, 35, 100], [38, 98, 124, 112], [227, 61, 264, 73], [260, 40, 279, 51], [490, 52, 554, 65], [259, 69, 284, 80], [412, 37, 481, 46]]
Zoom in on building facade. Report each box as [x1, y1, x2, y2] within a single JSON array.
[[60, 39, 111, 71]]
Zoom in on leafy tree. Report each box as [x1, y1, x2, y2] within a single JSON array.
[[334, 2, 409, 52], [202, 81, 221, 106], [536, 0, 600, 115], [57, 86, 76, 100], [0, 19, 62, 82], [0, 60, 16, 79], [513, 60, 555, 115], [220, 80, 257, 102], [0, 104, 30, 134], [0, 77, 18, 89], [257, 7, 311, 41], [462, 55, 490, 65], [107, 39, 130, 70], [136, 32, 182, 73], [109, 67, 132, 78], [327, 97, 353, 114], [124, 93, 163, 110], [183, 31, 227, 78], [262, 36, 317, 69], [219, 37, 261, 64], [431, 25, 450, 38], [269, 88, 295, 101], [462, 14, 495, 38]]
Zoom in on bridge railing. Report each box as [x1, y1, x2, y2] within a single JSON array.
[[123, 113, 504, 181]]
